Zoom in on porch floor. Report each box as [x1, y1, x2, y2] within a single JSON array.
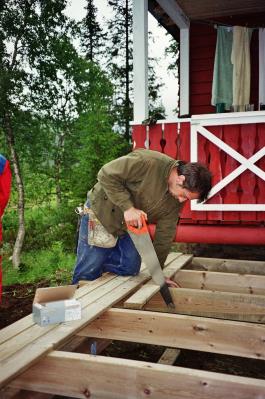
[[1, 252, 265, 399]]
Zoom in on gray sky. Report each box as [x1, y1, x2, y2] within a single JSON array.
[[65, 0, 178, 118]]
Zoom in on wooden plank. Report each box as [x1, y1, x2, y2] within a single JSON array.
[[11, 351, 265, 399], [78, 308, 265, 360], [0, 269, 138, 363], [0, 272, 117, 346], [0, 316, 36, 347], [163, 123, 178, 159], [240, 124, 257, 222], [175, 270, 265, 295], [0, 389, 53, 399], [222, 124, 240, 221], [0, 273, 134, 363], [124, 254, 193, 309], [190, 257, 265, 275], [132, 125, 146, 149], [158, 348, 181, 365], [77, 271, 117, 288], [144, 288, 265, 323], [163, 251, 183, 265], [206, 126, 223, 221], [257, 123, 265, 221], [149, 124, 163, 151], [105, 253, 184, 310], [179, 122, 192, 219], [191, 127, 207, 221], [0, 269, 150, 388], [2, 336, 111, 399]]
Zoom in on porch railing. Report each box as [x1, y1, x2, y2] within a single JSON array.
[[132, 112, 265, 225]]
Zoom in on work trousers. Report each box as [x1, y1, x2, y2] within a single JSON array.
[[72, 204, 141, 284]]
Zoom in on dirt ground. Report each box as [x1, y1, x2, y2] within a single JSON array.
[[101, 341, 265, 379], [0, 281, 48, 330], [1, 244, 265, 393]]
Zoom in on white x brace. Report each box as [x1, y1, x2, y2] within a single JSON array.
[[190, 113, 265, 211]]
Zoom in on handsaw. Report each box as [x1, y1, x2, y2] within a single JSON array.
[[127, 215, 175, 309]]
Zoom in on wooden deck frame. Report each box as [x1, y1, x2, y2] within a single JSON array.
[[143, 287, 265, 323], [77, 308, 265, 360], [1, 253, 265, 399], [190, 257, 265, 275], [173, 269, 265, 294], [124, 253, 193, 309], [10, 351, 265, 399]]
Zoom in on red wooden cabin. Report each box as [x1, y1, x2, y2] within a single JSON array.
[[132, 0, 265, 245]]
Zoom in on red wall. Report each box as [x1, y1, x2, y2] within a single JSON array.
[[132, 122, 265, 243], [189, 14, 265, 115], [132, 121, 265, 225], [190, 23, 216, 115]]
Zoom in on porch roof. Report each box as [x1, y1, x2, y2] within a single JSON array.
[[176, 0, 265, 20], [148, 0, 265, 39]]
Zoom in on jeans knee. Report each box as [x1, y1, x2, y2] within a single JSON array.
[[124, 252, 141, 274], [72, 268, 102, 284]]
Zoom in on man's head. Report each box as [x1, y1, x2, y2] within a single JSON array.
[[168, 161, 212, 203]]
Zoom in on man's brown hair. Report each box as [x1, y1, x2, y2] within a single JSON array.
[[177, 161, 212, 202]]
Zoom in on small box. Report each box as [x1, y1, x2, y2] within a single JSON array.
[[32, 285, 81, 326]]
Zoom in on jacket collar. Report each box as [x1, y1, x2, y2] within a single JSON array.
[[163, 159, 179, 194]]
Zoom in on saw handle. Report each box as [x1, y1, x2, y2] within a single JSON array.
[[126, 214, 148, 235]]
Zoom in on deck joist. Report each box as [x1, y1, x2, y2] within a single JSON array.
[[0, 252, 265, 399]]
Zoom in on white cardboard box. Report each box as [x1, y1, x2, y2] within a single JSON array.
[[32, 285, 81, 326]]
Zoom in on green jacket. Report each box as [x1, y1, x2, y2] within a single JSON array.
[[89, 149, 183, 267]]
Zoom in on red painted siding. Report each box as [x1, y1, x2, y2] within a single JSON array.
[[131, 13, 265, 243], [132, 121, 265, 226], [189, 14, 264, 115], [190, 23, 216, 115]]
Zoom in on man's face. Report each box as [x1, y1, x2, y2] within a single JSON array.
[[168, 169, 200, 203]]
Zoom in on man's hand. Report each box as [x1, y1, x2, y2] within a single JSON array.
[[165, 277, 181, 288], [124, 207, 147, 228]]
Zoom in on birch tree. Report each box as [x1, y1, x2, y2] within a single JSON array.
[[0, 0, 76, 267]]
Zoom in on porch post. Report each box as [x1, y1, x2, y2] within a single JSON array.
[[180, 28, 190, 116], [155, 0, 190, 117], [133, 0, 148, 122]]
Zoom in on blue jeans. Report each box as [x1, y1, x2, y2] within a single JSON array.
[[72, 208, 141, 284]]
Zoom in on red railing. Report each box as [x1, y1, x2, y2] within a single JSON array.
[[132, 119, 265, 232]]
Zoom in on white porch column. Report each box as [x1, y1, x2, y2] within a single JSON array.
[[133, 0, 148, 122], [180, 28, 190, 116], [156, 0, 190, 117]]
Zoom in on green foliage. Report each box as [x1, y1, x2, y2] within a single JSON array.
[[3, 203, 77, 252], [2, 243, 75, 286], [81, 0, 103, 62], [0, 0, 164, 278], [165, 35, 179, 78], [67, 82, 131, 201], [106, 0, 133, 140], [106, 0, 163, 140], [0, 0, 72, 116]]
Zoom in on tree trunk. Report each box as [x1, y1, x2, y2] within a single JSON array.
[[55, 156, 62, 206], [4, 113, 25, 269], [55, 131, 65, 205], [88, 0, 93, 61]]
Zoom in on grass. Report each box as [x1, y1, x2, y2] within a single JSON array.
[[2, 242, 76, 287]]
